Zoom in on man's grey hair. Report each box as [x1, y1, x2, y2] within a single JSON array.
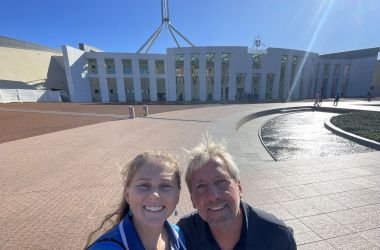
[[185, 135, 240, 190]]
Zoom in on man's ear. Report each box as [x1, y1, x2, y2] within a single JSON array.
[[238, 181, 243, 199], [176, 192, 180, 205]]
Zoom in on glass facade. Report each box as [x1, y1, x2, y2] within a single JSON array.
[[124, 78, 134, 101], [322, 63, 330, 97], [89, 77, 101, 102], [88, 59, 98, 74], [252, 74, 261, 101], [206, 53, 215, 101], [331, 64, 341, 97], [175, 55, 184, 101], [252, 53, 262, 69], [342, 64, 351, 96], [236, 73, 245, 101], [279, 55, 287, 100], [191, 54, 199, 101], [265, 73, 275, 99], [221, 53, 230, 100], [155, 60, 165, 74], [107, 78, 118, 102], [156, 78, 166, 101], [122, 59, 132, 74], [105, 59, 115, 74], [290, 56, 298, 99], [139, 60, 149, 74], [344, 64, 351, 78], [140, 78, 150, 101]]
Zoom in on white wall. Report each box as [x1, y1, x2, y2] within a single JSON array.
[[62, 45, 379, 102], [62, 45, 90, 102]]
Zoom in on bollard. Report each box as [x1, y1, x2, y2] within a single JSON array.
[[143, 105, 149, 116], [128, 106, 135, 119]]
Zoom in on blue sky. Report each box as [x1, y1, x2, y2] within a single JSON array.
[[2, 0, 379, 54]]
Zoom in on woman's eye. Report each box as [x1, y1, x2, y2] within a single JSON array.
[[137, 184, 150, 190], [160, 184, 173, 190]]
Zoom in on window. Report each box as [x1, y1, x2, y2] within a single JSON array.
[[175, 55, 184, 77], [139, 60, 149, 74], [155, 60, 165, 74], [191, 54, 199, 101], [323, 64, 330, 78], [279, 55, 288, 99], [88, 59, 98, 74], [221, 53, 230, 100], [343, 64, 351, 78], [105, 59, 115, 74], [265, 73, 275, 99], [175, 55, 184, 101], [122, 59, 132, 74], [206, 54, 215, 100], [252, 54, 261, 69]]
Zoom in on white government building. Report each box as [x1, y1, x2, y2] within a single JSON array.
[[62, 45, 380, 103], [61, 0, 380, 103]]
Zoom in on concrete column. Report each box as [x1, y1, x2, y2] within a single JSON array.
[[199, 53, 206, 101], [167, 55, 176, 101], [149, 59, 157, 101], [184, 53, 192, 101], [214, 52, 222, 101], [132, 59, 142, 102], [115, 57, 126, 102], [228, 55, 236, 101], [96, 56, 109, 102]]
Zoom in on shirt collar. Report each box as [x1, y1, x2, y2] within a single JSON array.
[[122, 214, 178, 250]]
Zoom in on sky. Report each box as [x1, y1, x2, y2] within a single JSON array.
[[1, 0, 380, 54]]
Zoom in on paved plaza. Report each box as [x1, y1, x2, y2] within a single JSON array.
[[0, 100, 379, 249]]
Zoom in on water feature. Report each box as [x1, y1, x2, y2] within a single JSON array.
[[260, 111, 375, 161]]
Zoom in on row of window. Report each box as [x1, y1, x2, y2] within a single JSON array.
[[87, 59, 165, 75]]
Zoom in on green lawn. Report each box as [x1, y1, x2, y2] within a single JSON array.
[[331, 111, 380, 142]]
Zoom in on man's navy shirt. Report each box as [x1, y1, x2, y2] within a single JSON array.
[[177, 201, 297, 250]]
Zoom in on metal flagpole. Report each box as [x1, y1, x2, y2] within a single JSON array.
[[137, 0, 194, 53]]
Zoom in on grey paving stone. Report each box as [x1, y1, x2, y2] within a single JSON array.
[[327, 234, 379, 249], [359, 228, 380, 247], [300, 214, 353, 239], [298, 240, 335, 250]]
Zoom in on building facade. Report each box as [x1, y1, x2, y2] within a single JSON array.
[[62, 45, 380, 103]]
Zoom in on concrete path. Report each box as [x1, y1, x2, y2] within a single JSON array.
[[0, 100, 379, 249]]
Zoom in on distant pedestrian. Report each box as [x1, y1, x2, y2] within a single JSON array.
[[366, 90, 372, 102], [318, 92, 323, 105], [333, 93, 340, 106], [314, 92, 320, 107]]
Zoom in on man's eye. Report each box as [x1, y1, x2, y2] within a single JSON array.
[[216, 180, 229, 189], [195, 184, 206, 193]]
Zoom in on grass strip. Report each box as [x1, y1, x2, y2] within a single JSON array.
[[330, 111, 380, 142]]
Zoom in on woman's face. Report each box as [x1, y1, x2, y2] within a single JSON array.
[[125, 161, 180, 226]]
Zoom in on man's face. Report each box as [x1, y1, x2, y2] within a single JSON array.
[[189, 158, 242, 225]]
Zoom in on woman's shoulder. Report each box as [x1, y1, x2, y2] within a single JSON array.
[[88, 226, 124, 250]]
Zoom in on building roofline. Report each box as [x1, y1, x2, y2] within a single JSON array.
[[0, 35, 60, 53]]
